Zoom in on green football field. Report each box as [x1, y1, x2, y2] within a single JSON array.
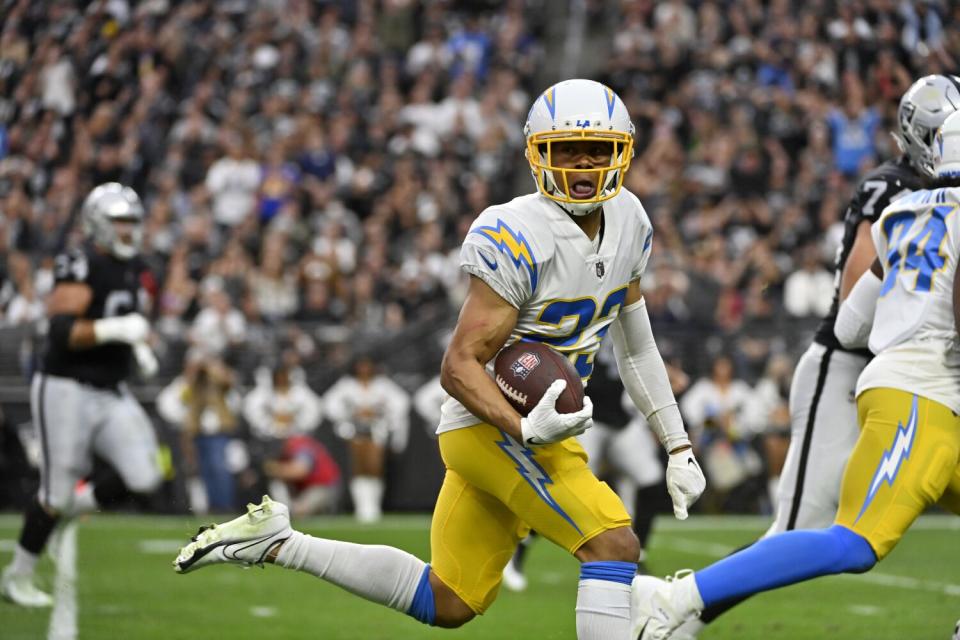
[[1, 513, 958, 639]]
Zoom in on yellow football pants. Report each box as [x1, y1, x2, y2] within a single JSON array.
[[430, 423, 632, 613], [835, 388, 960, 559]]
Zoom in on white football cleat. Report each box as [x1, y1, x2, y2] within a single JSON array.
[[173, 496, 292, 574], [632, 570, 702, 639], [501, 557, 528, 592], [1, 566, 53, 607]]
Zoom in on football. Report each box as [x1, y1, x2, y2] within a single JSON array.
[[493, 342, 584, 417]]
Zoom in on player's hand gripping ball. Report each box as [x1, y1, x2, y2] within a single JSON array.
[[493, 342, 584, 417]]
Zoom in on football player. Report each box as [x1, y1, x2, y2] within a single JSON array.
[[632, 110, 960, 640], [1, 183, 162, 607], [666, 73, 960, 639], [172, 79, 705, 639]]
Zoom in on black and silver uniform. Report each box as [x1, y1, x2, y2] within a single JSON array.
[[586, 346, 629, 429], [42, 244, 149, 387], [814, 156, 927, 356]]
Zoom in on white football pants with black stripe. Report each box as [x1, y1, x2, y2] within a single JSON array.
[[577, 417, 663, 508], [30, 373, 162, 512], [766, 342, 867, 535]]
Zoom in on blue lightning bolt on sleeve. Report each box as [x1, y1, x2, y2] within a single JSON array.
[[694, 525, 877, 608]]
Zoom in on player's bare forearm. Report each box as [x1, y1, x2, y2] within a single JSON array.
[[47, 282, 98, 349], [440, 276, 523, 440], [264, 459, 310, 482], [68, 319, 98, 349], [441, 349, 523, 439], [840, 221, 876, 300]]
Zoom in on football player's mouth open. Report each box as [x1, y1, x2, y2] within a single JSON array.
[[569, 178, 597, 199]]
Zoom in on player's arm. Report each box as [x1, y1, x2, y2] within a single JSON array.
[[612, 279, 705, 519], [264, 456, 312, 482], [839, 220, 877, 301], [47, 281, 150, 351], [612, 280, 690, 453], [835, 258, 883, 349], [440, 275, 524, 440], [46, 282, 97, 349]]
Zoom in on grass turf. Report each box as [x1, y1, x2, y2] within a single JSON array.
[[1, 514, 958, 639]]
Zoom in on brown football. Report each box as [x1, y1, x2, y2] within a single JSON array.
[[493, 342, 585, 417]]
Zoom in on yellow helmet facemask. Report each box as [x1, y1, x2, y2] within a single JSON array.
[[526, 129, 634, 214]]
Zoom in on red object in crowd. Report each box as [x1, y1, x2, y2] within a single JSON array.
[[283, 435, 340, 492]]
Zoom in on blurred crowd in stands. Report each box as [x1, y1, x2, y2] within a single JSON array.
[[0, 0, 957, 514]]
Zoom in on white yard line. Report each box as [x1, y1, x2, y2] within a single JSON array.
[[138, 539, 185, 554], [654, 536, 960, 597], [47, 520, 77, 640], [848, 604, 882, 616]]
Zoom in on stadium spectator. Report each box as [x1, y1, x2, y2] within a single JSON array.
[[262, 435, 341, 518], [323, 356, 410, 523], [680, 355, 763, 510], [783, 244, 834, 318], [157, 357, 242, 514], [242, 360, 323, 442], [189, 278, 246, 358], [205, 129, 260, 229], [743, 353, 794, 511]]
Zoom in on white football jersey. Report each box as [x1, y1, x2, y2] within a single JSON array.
[[857, 187, 960, 412], [437, 190, 653, 434]]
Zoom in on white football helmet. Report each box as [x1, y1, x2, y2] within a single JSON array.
[[893, 74, 960, 178], [524, 79, 635, 216], [934, 111, 960, 179], [81, 182, 145, 260]]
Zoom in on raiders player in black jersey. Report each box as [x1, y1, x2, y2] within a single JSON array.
[[668, 74, 960, 637], [1, 183, 162, 607]]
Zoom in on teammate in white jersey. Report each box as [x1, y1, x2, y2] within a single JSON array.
[[172, 79, 705, 640], [632, 111, 960, 640], [672, 73, 960, 640]]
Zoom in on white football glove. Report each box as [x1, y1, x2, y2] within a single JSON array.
[[93, 313, 150, 345], [520, 380, 593, 446], [133, 342, 159, 379], [666, 447, 706, 520]]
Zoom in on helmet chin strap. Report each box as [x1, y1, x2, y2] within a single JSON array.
[[558, 200, 602, 217]]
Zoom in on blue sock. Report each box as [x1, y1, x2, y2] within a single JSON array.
[[406, 565, 436, 625], [579, 560, 637, 584], [695, 525, 877, 608]]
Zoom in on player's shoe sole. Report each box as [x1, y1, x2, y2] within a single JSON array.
[[173, 496, 292, 574]]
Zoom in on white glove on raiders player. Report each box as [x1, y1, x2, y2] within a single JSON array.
[[666, 447, 706, 520], [93, 313, 150, 345], [133, 342, 158, 379], [520, 380, 594, 446]]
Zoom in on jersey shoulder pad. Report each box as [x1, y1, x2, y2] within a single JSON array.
[[53, 247, 92, 285], [852, 161, 925, 223], [461, 201, 553, 307], [615, 189, 654, 280]]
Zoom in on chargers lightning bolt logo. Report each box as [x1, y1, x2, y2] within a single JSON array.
[[495, 431, 582, 534], [855, 395, 919, 524], [471, 220, 539, 291]]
